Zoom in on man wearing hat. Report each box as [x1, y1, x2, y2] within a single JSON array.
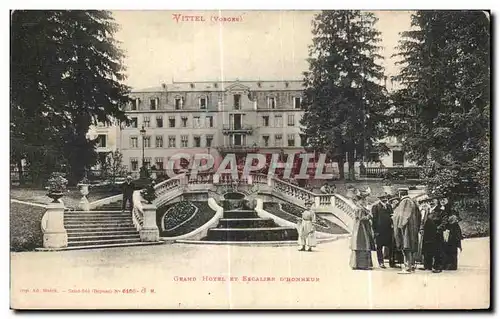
[[297, 200, 317, 252], [371, 193, 396, 268], [121, 175, 136, 212]]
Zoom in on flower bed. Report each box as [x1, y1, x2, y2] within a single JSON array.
[[10, 202, 45, 251], [263, 201, 344, 234], [161, 201, 197, 231], [157, 201, 216, 237]]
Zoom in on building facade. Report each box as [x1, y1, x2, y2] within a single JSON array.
[[119, 79, 415, 177]]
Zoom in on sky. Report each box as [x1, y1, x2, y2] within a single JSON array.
[[112, 10, 413, 90]]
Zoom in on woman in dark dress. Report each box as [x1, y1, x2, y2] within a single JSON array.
[[349, 191, 376, 270], [443, 214, 463, 270]]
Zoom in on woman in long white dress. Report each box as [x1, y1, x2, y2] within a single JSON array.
[[297, 200, 317, 252]]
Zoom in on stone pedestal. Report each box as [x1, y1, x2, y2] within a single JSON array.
[[213, 174, 220, 184], [42, 202, 68, 249], [140, 203, 159, 242], [267, 176, 273, 187], [247, 175, 253, 185], [77, 184, 90, 211]]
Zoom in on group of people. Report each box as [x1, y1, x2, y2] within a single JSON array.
[[349, 189, 463, 273]]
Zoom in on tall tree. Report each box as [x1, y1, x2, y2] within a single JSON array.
[[301, 11, 389, 180], [11, 10, 130, 184], [392, 11, 490, 202]]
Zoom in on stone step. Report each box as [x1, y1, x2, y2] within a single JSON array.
[[68, 234, 141, 242], [65, 214, 131, 219], [40, 241, 164, 251], [66, 230, 139, 236], [65, 211, 131, 216], [206, 227, 298, 241], [65, 222, 134, 228], [68, 238, 143, 247], [223, 210, 258, 219], [64, 217, 133, 223], [65, 224, 135, 230], [217, 218, 276, 228]]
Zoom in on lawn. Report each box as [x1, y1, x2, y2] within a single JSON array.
[[263, 202, 347, 235], [10, 202, 45, 252], [10, 186, 121, 209]]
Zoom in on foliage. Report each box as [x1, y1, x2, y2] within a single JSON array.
[[45, 172, 68, 194], [11, 11, 130, 185], [140, 179, 156, 204], [391, 11, 490, 203], [301, 11, 390, 180], [103, 150, 127, 184]]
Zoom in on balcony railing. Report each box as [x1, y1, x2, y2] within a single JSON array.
[[217, 144, 259, 153], [360, 166, 423, 179], [222, 124, 253, 135]]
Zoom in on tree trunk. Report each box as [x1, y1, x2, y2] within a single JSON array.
[[16, 159, 24, 185], [348, 150, 356, 181], [336, 156, 345, 181]]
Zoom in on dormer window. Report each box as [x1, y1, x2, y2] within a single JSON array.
[[190, 83, 195, 89], [267, 96, 276, 109], [234, 94, 241, 110], [150, 97, 159, 110], [285, 82, 289, 88], [199, 96, 207, 109], [214, 83, 218, 88], [175, 96, 184, 110], [257, 82, 262, 88]]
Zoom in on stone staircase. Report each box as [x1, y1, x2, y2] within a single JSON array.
[[205, 207, 298, 242], [63, 200, 161, 250]]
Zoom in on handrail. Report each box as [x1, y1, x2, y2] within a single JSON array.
[[131, 190, 144, 230]]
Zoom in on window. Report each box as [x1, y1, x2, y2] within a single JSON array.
[[193, 116, 201, 128], [287, 114, 295, 126], [393, 150, 404, 167], [268, 97, 276, 109], [130, 137, 138, 148], [194, 136, 201, 147], [130, 117, 138, 128], [274, 115, 283, 127], [206, 135, 213, 147], [262, 116, 269, 127], [294, 97, 302, 109], [144, 157, 151, 169], [181, 135, 189, 148], [234, 94, 241, 110], [97, 134, 107, 147], [175, 97, 184, 110], [181, 117, 188, 128], [275, 134, 283, 147], [199, 97, 207, 109], [169, 116, 176, 128], [300, 134, 307, 147], [156, 116, 163, 128], [150, 98, 159, 110], [131, 158, 139, 171], [144, 136, 151, 148], [143, 116, 150, 128], [168, 136, 176, 148], [287, 134, 295, 147], [155, 136, 163, 148], [206, 116, 214, 128], [262, 135, 270, 147], [132, 98, 140, 110], [368, 152, 380, 162], [155, 157, 164, 170]]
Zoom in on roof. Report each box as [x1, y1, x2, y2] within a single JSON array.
[[132, 79, 304, 93]]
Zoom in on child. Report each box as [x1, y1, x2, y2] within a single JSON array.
[[443, 214, 463, 270]]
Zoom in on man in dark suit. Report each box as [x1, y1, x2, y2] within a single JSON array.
[[121, 175, 135, 212], [371, 193, 396, 268]]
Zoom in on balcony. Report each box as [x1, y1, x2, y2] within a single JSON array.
[[217, 144, 259, 154], [222, 124, 253, 135]]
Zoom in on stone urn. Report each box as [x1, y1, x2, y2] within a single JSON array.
[[77, 183, 90, 211], [47, 192, 65, 203]]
